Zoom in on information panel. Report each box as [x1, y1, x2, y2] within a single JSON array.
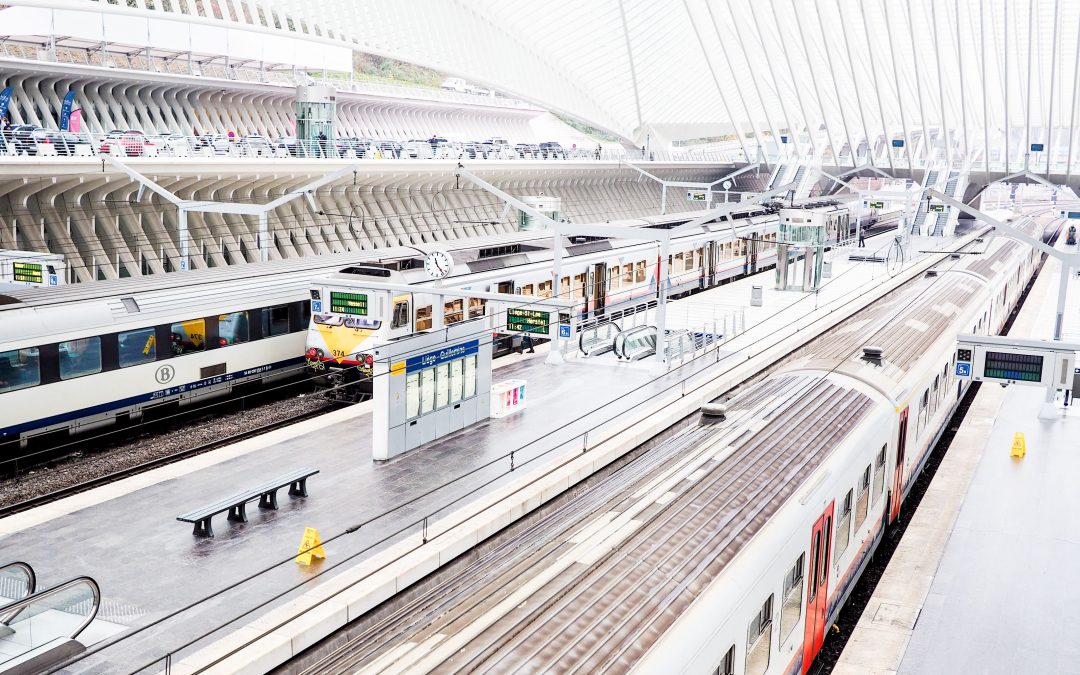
[[12, 261, 43, 284], [929, 204, 946, 213], [868, 200, 884, 209], [330, 291, 368, 316], [983, 351, 1043, 382], [507, 308, 550, 334]]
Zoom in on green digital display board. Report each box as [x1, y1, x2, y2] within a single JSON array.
[[507, 307, 550, 334], [929, 204, 946, 213], [12, 261, 43, 284], [984, 351, 1043, 382], [868, 200, 884, 209], [330, 291, 369, 316]]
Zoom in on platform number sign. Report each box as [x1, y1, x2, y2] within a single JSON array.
[[312, 300, 323, 313], [559, 324, 571, 339], [955, 348, 973, 378]]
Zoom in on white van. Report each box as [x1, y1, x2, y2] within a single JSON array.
[[402, 139, 434, 159]]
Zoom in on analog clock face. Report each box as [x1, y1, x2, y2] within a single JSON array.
[[424, 250, 454, 279]]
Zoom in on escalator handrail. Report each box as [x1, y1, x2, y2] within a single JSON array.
[[0, 576, 100, 640], [0, 561, 36, 598], [616, 325, 654, 359]]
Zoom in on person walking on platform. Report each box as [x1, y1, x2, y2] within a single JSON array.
[[595, 143, 602, 160], [520, 332, 535, 354], [858, 229, 866, 247]]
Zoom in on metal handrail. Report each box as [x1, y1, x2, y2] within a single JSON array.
[[579, 321, 619, 356], [615, 325, 657, 360], [0, 561, 36, 598], [0, 576, 100, 641]]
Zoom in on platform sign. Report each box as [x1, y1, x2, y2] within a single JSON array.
[[507, 307, 550, 334], [892, 139, 905, 148], [955, 335, 1077, 389], [11, 261, 43, 284], [312, 300, 323, 313], [330, 291, 368, 316], [868, 200, 885, 209], [780, 135, 789, 144], [929, 204, 945, 213], [687, 190, 708, 202], [1067, 211, 1080, 219], [1031, 143, 1045, 152]]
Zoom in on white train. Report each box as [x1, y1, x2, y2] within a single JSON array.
[[0, 204, 797, 451], [314, 214, 1056, 675]]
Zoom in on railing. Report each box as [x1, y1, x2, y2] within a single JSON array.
[[578, 320, 619, 357], [0, 562, 36, 624], [0, 576, 100, 668], [0, 131, 739, 163], [614, 325, 657, 361]]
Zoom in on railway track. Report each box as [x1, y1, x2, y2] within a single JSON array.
[[0, 406, 330, 518]]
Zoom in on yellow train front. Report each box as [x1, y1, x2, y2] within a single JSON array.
[[305, 272, 418, 402]]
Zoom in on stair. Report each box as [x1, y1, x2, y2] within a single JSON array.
[[769, 164, 788, 190], [931, 210, 948, 236], [910, 169, 939, 235], [791, 165, 808, 197]]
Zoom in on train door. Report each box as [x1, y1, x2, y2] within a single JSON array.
[[707, 241, 717, 287], [890, 407, 910, 522], [593, 262, 607, 315], [497, 281, 513, 295], [749, 232, 759, 273], [802, 501, 835, 675]]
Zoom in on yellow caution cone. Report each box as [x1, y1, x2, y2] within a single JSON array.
[[295, 527, 326, 566], [1010, 432, 1026, 459]]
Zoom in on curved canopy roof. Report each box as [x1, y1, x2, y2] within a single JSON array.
[[5, 0, 1078, 162]]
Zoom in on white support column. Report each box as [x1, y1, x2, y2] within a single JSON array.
[[1045, 0, 1061, 176], [813, 0, 858, 168], [904, 0, 934, 170], [1066, 13, 1080, 185], [859, 0, 894, 172], [179, 207, 189, 271], [1022, 0, 1035, 172], [981, 0, 992, 184], [750, 0, 801, 158], [655, 237, 670, 368], [769, 0, 819, 157], [956, 0, 970, 163], [259, 212, 269, 262], [883, 0, 915, 171], [1004, 0, 1011, 175], [661, 184, 667, 216], [547, 237, 564, 366], [929, 0, 953, 168], [1055, 262, 1070, 341]]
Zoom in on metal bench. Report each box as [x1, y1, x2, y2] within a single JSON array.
[[176, 467, 319, 537]]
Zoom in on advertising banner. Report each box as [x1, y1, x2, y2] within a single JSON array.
[[59, 90, 76, 130]]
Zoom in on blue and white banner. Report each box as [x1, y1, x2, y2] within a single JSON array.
[[406, 339, 479, 373], [59, 90, 76, 131], [0, 87, 12, 121]]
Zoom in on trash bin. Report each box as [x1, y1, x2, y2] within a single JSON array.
[[751, 285, 763, 307], [822, 260, 832, 278]]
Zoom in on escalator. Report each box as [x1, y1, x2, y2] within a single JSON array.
[[613, 326, 657, 361], [0, 562, 100, 675]]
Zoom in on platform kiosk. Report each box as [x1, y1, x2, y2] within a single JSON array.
[[316, 278, 573, 460], [775, 209, 826, 292]]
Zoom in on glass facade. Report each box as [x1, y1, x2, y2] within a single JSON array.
[[295, 85, 336, 158]]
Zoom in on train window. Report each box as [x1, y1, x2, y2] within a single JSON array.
[[856, 466, 870, 530], [779, 553, 804, 645], [263, 305, 290, 337], [468, 298, 485, 319], [59, 337, 102, 380], [623, 265, 634, 286], [520, 284, 535, 296], [219, 311, 249, 345], [683, 253, 693, 272], [0, 347, 40, 393], [674, 253, 684, 273], [921, 389, 929, 409], [836, 489, 852, 559], [573, 273, 586, 299], [874, 445, 886, 501], [539, 280, 553, 298], [713, 645, 735, 675], [561, 277, 570, 298], [695, 248, 704, 269], [171, 319, 206, 354], [464, 355, 477, 398], [118, 328, 157, 367], [449, 358, 464, 404], [444, 299, 464, 324], [745, 594, 773, 675], [415, 305, 433, 331], [391, 301, 410, 329], [419, 367, 435, 414], [635, 261, 646, 283]]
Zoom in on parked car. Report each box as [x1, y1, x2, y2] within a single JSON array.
[[272, 137, 300, 156], [335, 137, 370, 158], [196, 133, 231, 154], [402, 139, 434, 159], [539, 141, 565, 159], [375, 140, 403, 158], [486, 137, 510, 149], [99, 129, 149, 157], [515, 143, 539, 159], [238, 134, 271, 155], [5, 125, 42, 154], [155, 133, 192, 155], [34, 129, 92, 156]]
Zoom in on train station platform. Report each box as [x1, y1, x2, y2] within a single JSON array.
[[834, 225, 1080, 675], [0, 231, 969, 673]]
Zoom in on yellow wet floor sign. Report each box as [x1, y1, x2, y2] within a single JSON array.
[[295, 527, 326, 566], [1011, 432, 1026, 459]]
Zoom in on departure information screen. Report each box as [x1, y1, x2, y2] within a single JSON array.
[[507, 308, 550, 334], [984, 351, 1043, 382], [12, 261, 43, 284], [330, 291, 369, 316]]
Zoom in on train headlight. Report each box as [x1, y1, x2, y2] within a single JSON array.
[[364, 354, 373, 366]]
